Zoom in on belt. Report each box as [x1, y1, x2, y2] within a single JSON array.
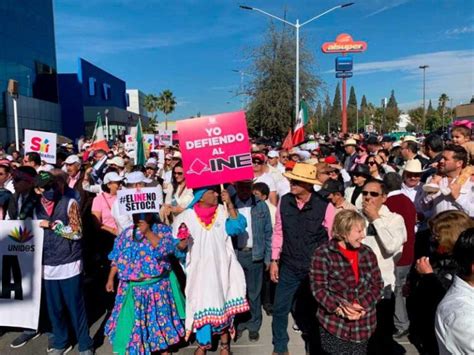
[[238, 247, 252, 252]]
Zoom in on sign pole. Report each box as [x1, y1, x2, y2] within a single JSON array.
[[342, 77, 347, 133]]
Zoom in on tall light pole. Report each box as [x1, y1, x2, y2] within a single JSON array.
[[240, 3, 354, 125], [232, 69, 247, 109], [419, 65, 429, 131]]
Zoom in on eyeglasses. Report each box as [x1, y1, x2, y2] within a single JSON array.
[[173, 172, 184, 176], [362, 191, 382, 197], [252, 160, 264, 165], [281, 156, 289, 159]]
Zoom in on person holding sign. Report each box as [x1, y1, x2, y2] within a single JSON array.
[[34, 172, 94, 354], [104, 212, 187, 355], [173, 186, 250, 355], [162, 163, 194, 225]]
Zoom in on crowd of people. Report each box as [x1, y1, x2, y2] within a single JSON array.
[[0, 120, 473, 355]]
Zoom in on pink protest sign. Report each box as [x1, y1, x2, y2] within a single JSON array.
[[177, 111, 253, 188]]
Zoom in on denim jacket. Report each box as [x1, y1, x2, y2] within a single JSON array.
[[233, 196, 273, 264]]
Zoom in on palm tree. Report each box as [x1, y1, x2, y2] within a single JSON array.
[[157, 90, 177, 130], [144, 94, 160, 118]]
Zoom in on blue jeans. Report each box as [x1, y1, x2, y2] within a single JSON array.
[[44, 274, 93, 352], [272, 264, 317, 353], [237, 250, 264, 333]]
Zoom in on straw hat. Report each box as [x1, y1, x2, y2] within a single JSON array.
[[404, 159, 425, 174], [344, 138, 358, 147], [403, 135, 418, 143], [283, 163, 322, 185]]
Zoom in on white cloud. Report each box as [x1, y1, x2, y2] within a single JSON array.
[[365, 0, 411, 18], [445, 25, 474, 36], [353, 50, 474, 105]]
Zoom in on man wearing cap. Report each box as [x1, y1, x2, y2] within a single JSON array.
[[252, 153, 278, 206], [321, 180, 356, 214], [270, 163, 335, 355], [401, 160, 428, 224], [106, 156, 125, 176], [343, 138, 358, 171]]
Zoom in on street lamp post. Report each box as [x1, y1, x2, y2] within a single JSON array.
[[232, 69, 246, 109], [419, 65, 429, 131], [240, 3, 354, 125]]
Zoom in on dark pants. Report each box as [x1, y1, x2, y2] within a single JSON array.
[[272, 263, 319, 354], [44, 274, 93, 352], [237, 250, 264, 333], [368, 297, 396, 355], [320, 327, 367, 355]]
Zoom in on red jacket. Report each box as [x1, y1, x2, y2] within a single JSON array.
[[385, 192, 417, 266]]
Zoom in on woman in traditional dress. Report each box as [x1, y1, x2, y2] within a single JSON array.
[[173, 186, 250, 355], [105, 213, 187, 355]]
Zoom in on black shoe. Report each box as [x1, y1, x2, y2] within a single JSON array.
[[249, 331, 260, 342], [235, 329, 244, 341], [393, 328, 409, 339], [10, 332, 41, 348]]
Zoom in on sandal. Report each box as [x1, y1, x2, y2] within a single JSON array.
[[220, 341, 231, 355], [194, 345, 207, 355]]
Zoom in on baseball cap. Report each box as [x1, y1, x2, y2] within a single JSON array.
[[34, 171, 54, 189], [321, 180, 344, 194], [267, 150, 279, 158], [103, 172, 124, 184], [252, 153, 266, 163], [125, 171, 152, 184], [106, 156, 125, 168], [324, 156, 338, 165], [64, 155, 81, 165], [366, 136, 379, 145]]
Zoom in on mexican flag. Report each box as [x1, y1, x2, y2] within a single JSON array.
[[90, 113, 110, 152], [292, 99, 308, 146]]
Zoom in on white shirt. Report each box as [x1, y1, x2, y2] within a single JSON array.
[[111, 199, 133, 234], [277, 162, 285, 174], [237, 206, 253, 249], [435, 276, 474, 354], [362, 205, 407, 292], [422, 175, 474, 217], [254, 172, 276, 192]]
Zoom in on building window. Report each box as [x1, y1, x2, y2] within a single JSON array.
[[125, 93, 130, 107], [103, 83, 111, 100], [89, 77, 96, 96]]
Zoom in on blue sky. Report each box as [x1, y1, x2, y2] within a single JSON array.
[[54, 0, 474, 121]]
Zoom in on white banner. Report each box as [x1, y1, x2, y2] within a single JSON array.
[[157, 130, 173, 147], [24, 130, 57, 164], [0, 220, 44, 329], [117, 187, 162, 215]]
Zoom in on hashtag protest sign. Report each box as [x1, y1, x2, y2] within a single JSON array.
[[117, 187, 161, 215], [176, 111, 253, 188]]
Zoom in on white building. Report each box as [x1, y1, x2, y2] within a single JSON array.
[[397, 113, 411, 131], [126, 89, 151, 118]]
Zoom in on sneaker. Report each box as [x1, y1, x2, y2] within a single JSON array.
[[49, 345, 73, 355], [292, 323, 301, 334], [79, 350, 95, 355], [248, 331, 260, 342], [393, 328, 409, 339], [10, 331, 41, 348]]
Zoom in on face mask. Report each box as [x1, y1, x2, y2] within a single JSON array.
[[42, 188, 57, 201]]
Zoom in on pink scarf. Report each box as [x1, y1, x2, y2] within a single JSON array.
[[41, 197, 55, 217], [193, 204, 218, 226]]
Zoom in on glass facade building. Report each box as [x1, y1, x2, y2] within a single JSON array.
[[0, 0, 58, 128]]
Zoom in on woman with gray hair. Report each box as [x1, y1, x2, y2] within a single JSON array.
[[311, 210, 383, 354]]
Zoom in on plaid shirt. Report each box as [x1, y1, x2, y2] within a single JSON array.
[[310, 239, 383, 342]]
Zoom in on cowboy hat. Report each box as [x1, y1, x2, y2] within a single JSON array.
[[283, 163, 322, 185], [344, 138, 358, 147], [404, 159, 426, 174]]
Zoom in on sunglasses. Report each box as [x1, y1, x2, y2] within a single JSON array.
[[252, 160, 264, 165], [165, 158, 171, 161], [173, 172, 184, 176], [281, 156, 289, 159], [368, 161, 377, 166], [362, 191, 382, 197]]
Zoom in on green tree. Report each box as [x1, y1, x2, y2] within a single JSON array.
[[143, 94, 160, 133], [330, 83, 342, 131], [322, 93, 332, 134], [438, 93, 450, 130], [157, 89, 177, 130], [426, 99, 442, 131], [347, 86, 358, 132], [245, 23, 321, 138], [408, 107, 424, 131], [384, 90, 400, 132]]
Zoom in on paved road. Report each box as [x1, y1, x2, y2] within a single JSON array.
[[0, 312, 419, 354]]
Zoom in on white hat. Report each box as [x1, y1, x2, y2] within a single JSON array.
[[165, 153, 172, 160], [125, 171, 152, 184], [404, 159, 425, 174], [344, 138, 358, 147], [64, 155, 81, 165], [103, 172, 124, 184], [106, 156, 125, 168], [267, 150, 279, 158], [403, 135, 418, 143], [172, 151, 182, 159]]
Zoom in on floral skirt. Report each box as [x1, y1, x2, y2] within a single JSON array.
[[105, 278, 185, 354]]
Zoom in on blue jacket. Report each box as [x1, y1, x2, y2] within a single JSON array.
[[233, 195, 273, 264]]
